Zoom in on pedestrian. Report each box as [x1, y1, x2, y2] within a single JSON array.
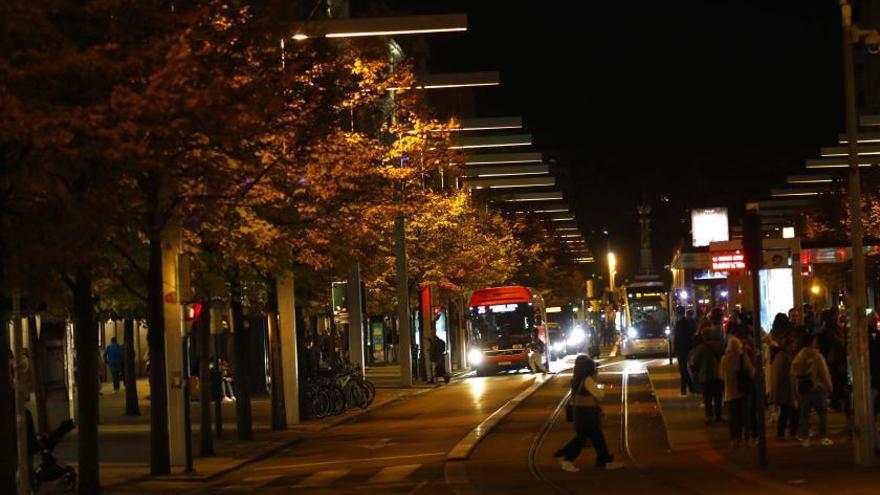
[[768, 313, 791, 362], [770, 337, 799, 441], [689, 320, 725, 424], [554, 355, 624, 471], [673, 306, 697, 396], [792, 333, 834, 447], [817, 309, 848, 414], [103, 337, 125, 394], [216, 357, 235, 402], [527, 330, 548, 374], [428, 333, 449, 383], [720, 336, 755, 448]]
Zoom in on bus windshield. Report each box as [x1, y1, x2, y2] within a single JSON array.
[[630, 298, 668, 338], [469, 303, 535, 349]]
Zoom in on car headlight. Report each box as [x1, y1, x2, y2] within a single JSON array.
[[627, 327, 638, 339], [553, 342, 564, 351], [664, 326, 671, 336], [468, 349, 484, 365], [567, 326, 585, 346]]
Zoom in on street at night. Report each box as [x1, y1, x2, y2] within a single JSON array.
[[4, 1, 880, 494]]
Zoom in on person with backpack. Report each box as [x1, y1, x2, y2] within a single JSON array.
[[720, 336, 755, 448], [428, 333, 449, 384], [690, 317, 725, 424], [554, 355, 624, 472], [791, 333, 834, 447]]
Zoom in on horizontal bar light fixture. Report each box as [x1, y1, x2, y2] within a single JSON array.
[[291, 14, 467, 40], [860, 115, 880, 126], [453, 116, 522, 131], [451, 134, 532, 150], [805, 158, 879, 169], [770, 188, 822, 197], [462, 164, 549, 177], [838, 132, 880, 144], [464, 152, 543, 166], [820, 144, 880, 157], [501, 191, 564, 202], [464, 176, 555, 189], [392, 72, 499, 91], [786, 174, 833, 184]]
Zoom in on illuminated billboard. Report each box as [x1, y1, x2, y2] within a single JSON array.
[[691, 208, 729, 247], [759, 268, 793, 333], [711, 251, 745, 271]]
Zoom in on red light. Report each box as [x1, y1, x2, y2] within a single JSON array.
[[185, 303, 203, 322]]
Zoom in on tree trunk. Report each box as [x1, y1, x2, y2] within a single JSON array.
[[229, 268, 253, 440], [123, 319, 140, 416], [198, 299, 213, 456], [72, 267, 100, 495], [28, 316, 49, 434], [147, 218, 171, 474], [266, 277, 285, 430], [0, 312, 16, 493]]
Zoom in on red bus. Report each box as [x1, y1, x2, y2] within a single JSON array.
[[466, 286, 548, 376]]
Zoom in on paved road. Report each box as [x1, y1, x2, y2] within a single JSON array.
[[178, 367, 548, 494]]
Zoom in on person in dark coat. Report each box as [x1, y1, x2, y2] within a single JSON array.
[[673, 307, 697, 395], [770, 337, 798, 441], [690, 323, 725, 424], [428, 334, 448, 383], [103, 337, 125, 393]]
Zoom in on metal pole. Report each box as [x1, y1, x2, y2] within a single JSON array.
[[11, 289, 32, 494], [396, 215, 413, 386], [744, 208, 768, 466], [840, 0, 876, 466]]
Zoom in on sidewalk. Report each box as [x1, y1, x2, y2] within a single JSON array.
[[648, 363, 880, 493], [35, 377, 438, 492]]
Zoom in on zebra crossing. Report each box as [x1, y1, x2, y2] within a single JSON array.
[[218, 463, 427, 492]]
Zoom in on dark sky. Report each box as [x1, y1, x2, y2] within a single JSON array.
[[373, 0, 846, 278]]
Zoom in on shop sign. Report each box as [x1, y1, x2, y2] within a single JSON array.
[[711, 251, 746, 271]]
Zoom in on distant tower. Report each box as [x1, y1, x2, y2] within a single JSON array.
[[637, 203, 655, 277]]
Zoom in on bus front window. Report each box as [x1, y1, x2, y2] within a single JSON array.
[[631, 299, 668, 338], [469, 303, 535, 349]]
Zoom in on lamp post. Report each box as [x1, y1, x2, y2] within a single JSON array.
[[607, 252, 617, 294], [839, 0, 877, 467]]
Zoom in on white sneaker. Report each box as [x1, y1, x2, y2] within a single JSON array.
[[819, 437, 834, 446], [603, 461, 624, 470], [559, 460, 580, 472]]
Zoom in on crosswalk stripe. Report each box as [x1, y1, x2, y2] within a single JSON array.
[[293, 469, 350, 488], [366, 464, 421, 484]]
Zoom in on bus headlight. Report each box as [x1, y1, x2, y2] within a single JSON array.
[[468, 349, 484, 365], [664, 326, 671, 336], [567, 326, 585, 346], [627, 327, 638, 339], [553, 341, 565, 352]]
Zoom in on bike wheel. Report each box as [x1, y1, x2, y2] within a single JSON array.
[[352, 382, 369, 409], [310, 388, 331, 419], [327, 384, 346, 415], [361, 379, 376, 407]]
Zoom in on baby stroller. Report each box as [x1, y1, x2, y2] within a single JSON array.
[[27, 411, 77, 492]]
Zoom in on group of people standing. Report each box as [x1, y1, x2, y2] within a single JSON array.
[[673, 304, 880, 449]]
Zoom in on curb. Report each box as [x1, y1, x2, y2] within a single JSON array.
[[645, 364, 676, 452], [446, 371, 562, 461]]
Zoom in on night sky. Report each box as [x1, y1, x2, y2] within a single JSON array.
[[374, 1, 846, 279]]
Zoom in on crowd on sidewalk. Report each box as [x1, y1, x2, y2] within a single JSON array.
[[672, 304, 880, 450]]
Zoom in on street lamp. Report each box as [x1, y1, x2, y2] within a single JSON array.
[[608, 252, 617, 293]]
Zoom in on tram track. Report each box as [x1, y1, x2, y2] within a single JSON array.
[[526, 360, 623, 495]]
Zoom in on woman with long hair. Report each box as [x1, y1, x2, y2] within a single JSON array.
[[554, 355, 623, 471]]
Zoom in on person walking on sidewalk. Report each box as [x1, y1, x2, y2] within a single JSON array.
[[792, 333, 834, 447], [690, 321, 725, 424], [720, 336, 755, 448], [770, 337, 799, 441], [555, 355, 624, 472], [673, 306, 697, 396], [103, 337, 125, 394]]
